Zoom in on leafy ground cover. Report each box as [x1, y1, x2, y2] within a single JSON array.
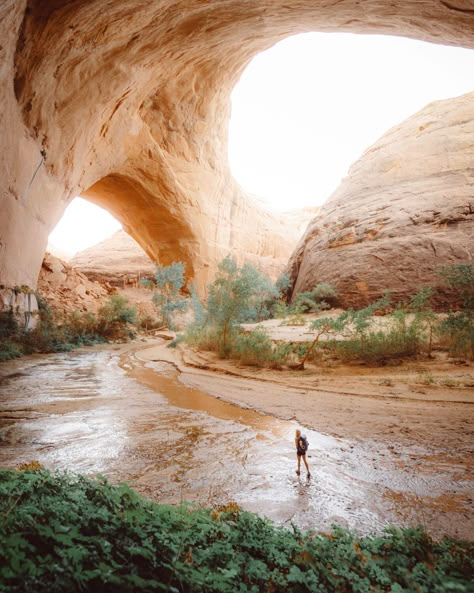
[[0, 469, 472, 592]]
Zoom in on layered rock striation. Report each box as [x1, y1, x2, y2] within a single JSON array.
[[1, 1, 473, 299], [287, 93, 474, 309]]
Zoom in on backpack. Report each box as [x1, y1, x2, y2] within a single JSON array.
[[298, 435, 309, 451]]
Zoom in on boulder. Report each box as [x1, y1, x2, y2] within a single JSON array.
[[287, 93, 474, 309]]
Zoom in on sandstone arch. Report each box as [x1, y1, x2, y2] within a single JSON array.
[[83, 174, 200, 281], [1, 1, 473, 293]]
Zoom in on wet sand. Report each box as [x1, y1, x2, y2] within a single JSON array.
[[0, 339, 472, 540]]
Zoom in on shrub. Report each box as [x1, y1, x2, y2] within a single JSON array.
[[0, 294, 140, 362], [0, 340, 23, 362], [0, 309, 19, 339], [23, 299, 70, 352], [272, 301, 289, 319], [233, 328, 274, 366], [436, 263, 473, 359], [207, 257, 270, 349], [335, 307, 429, 365], [293, 313, 350, 369], [281, 302, 306, 326], [137, 313, 161, 331], [438, 312, 474, 360], [167, 334, 185, 348], [185, 322, 234, 357], [96, 294, 138, 340], [0, 469, 472, 593], [292, 282, 337, 313]]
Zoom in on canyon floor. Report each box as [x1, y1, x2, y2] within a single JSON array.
[[0, 333, 472, 541], [118, 334, 474, 539]]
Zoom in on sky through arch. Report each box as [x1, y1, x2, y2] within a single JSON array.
[[228, 32, 474, 211]]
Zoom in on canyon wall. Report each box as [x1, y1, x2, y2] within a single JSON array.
[[287, 92, 474, 308], [1, 1, 473, 300], [70, 230, 158, 287]]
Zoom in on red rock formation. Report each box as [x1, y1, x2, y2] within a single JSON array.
[[287, 93, 474, 309], [1, 1, 473, 297], [37, 253, 112, 314]]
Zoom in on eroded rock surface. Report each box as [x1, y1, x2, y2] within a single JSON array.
[[1, 1, 473, 296], [287, 93, 474, 308], [37, 253, 111, 314], [70, 230, 157, 287]]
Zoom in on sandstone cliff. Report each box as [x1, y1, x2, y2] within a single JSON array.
[[1, 1, 473, 299], [287, 93, 474, 309], [70, 230, 157, 287]]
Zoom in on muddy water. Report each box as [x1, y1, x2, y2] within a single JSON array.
[[0, 345, 472, 540]]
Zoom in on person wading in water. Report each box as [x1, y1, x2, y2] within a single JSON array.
[[295, 429, 311, 478]]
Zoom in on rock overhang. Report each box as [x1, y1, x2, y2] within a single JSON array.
[[1, 1, 473, 294]]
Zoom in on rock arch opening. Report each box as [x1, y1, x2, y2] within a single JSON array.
[[229, 32, 474, 212], [82, 174, 199, 282], [48, 197, 122, 260]]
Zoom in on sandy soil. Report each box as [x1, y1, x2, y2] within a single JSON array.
[[138, 332, 473, 452], [1, 337, 472, 539]]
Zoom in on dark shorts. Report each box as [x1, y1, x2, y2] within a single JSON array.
[[297, 449, 306, 457]]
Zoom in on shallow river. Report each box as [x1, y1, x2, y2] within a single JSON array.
[[0, 343, 472, 539]]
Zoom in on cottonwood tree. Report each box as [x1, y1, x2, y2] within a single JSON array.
[[141, 262, 187, 329], [207, 257, 258, 353], [206, 256, 280, 353]]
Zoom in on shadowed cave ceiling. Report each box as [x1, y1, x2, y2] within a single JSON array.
[[1, 0, 473, 298]]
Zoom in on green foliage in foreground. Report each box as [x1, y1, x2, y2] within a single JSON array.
[[0, 470, 473, 593]]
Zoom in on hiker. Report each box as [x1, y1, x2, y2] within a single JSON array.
[[295, 429, 310, 477]]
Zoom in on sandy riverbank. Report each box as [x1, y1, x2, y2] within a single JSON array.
[[135, 338, 473, 459]]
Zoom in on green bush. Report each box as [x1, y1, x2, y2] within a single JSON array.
[[0, 469, 472, 593], [281, 302, 306, 326], [22, 299, 70, 353], [0, 294, 139, 363], [140, 262, 188, 329], [272, 301, 289, 319], [293, 282, 337, 313], [0, 340, 23, 362], [96, 294, 138, 341], [185, 324, 294, 368], [166, 334, 185, 348], [336, 328, 419, 364], [0, 310, 20, 339], [438, 312, 474, 360], [233, 328, 274, 366], [328, 296, 435, 365], [437, 263, 473, 360]]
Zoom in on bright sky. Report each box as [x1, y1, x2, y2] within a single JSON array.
[[49, 32, 474, 257], [229, 32, 474, 211], [48, 199, 122, 259]]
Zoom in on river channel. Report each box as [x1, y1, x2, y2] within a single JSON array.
[[0, 343, 472, 540]]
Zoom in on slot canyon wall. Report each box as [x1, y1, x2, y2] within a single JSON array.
[[1, 1, 473, 306], [287, 92, 474, 308]]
